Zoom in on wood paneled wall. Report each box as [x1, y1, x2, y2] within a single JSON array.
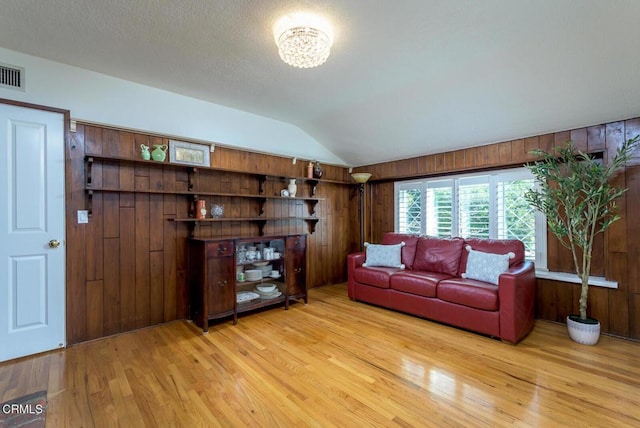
[[355, 118, 640, 340], [65, 124, 359, 344]]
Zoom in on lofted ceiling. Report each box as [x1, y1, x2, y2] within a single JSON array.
[[0, 0, 639, 166]]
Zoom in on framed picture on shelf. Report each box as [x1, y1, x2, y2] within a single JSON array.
[[168, 140, 211, 167]]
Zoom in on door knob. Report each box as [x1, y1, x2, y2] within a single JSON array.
[[48, 239, 60, 248]]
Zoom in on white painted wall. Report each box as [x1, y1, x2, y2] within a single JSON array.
[[0, 47, 346, 165]]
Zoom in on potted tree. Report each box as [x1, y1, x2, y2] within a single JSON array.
[[525, 135, 640, 345]]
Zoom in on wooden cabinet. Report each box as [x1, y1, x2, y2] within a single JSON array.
[[187, 234, 307, 333], [285, 235, 307, 309], [187, 239, 236, 333]]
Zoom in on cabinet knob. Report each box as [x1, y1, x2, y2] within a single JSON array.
[[219, 280, 227, 287], [219, 247, 227, 254]]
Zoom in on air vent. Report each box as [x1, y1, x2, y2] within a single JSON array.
[[0, 63, 25, 91]]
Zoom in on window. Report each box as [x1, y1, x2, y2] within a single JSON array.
[[394, 168, 546, 267], [426, 180, 453, 237], [396, 185, 422, 234], [458, 177, 490, 239]]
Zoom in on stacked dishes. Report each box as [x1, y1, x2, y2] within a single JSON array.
[[245, 269, 262, 281], [254, 283, 282, 299], [257, 284, 277, 293], [237, 291, 259, 303], [250, 262, 272, 278], [259, 264, 272, 278]]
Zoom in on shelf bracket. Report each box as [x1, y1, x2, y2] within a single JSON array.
[[306, 200, 319, 217], [307, 179, 319, 196], [87, 189, 94, 218], [253, 219, 267, 236], [258, 175, 267, 194], [187, 222, 197, 238], [258, 197, 267, 216], [188, 167, 197, 191], [190, 194, 199, 218], [86, 157, 94, 187], [304, 219, 318, 234]]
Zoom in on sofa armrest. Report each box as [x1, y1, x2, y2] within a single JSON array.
[[498, 261, 536, 343], [347, 252, 366, 299]]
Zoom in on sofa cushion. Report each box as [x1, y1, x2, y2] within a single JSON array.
[[459, 238, 525, 275], [390, 271, 452, 298], [353, 266, 398, 288], [382, 233, 420, 269], [363, 241, 405, 268], [462, 246, 514, 285], [413, 237, 465, 276], [437, 278, 499, 311]]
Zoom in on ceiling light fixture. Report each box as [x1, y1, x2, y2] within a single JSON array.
[[273, 12, 334, 69]]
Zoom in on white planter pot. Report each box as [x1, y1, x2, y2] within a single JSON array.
[[566, 315, 600, 345]]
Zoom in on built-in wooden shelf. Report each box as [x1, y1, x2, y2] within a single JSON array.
[[171, 217, 321, 236], [84, 154, 352, 194], [85, 155, 324, 236], [83, 154, 325, 232]]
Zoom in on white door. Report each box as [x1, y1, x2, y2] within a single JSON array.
[[0, 103, 65, 362]]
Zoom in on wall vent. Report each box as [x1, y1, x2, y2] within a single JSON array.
[[0, 63, 25, 91]]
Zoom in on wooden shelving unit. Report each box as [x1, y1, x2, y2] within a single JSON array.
[[83, 154, 329, 234], [187, 234, 307, 333]]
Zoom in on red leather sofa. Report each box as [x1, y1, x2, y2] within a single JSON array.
[[347, 233, 536, 343]]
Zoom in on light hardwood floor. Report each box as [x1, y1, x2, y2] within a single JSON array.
[[2, 283, 640, 427]]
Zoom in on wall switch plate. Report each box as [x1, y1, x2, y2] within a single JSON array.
[[77, 210, 89, 224]]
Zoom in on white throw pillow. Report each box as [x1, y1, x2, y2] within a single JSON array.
[[462, 245, 515, 285], [363, 242, 405, 269]]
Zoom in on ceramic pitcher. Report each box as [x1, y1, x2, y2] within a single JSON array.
[[151, 144, 168, 162], [140, 144, 151, 160]]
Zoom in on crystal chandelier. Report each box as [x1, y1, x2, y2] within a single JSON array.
[[273, 12, 334, 69]]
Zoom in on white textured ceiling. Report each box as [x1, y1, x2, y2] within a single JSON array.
[[0, 0, 639, 166]]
